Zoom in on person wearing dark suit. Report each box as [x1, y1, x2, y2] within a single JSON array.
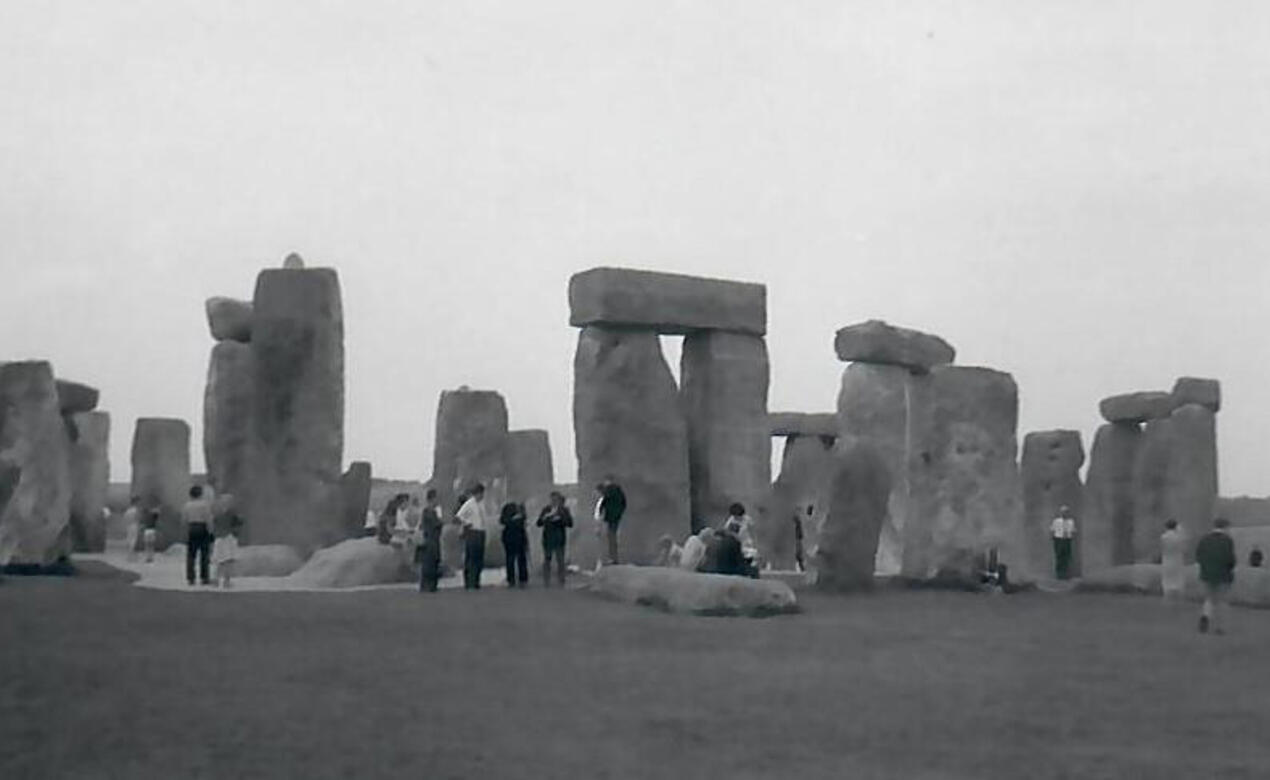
[[537, 491, 573, 587], [595, 477, 627, 565], [418, 489, 443, 593], [1195, 518, 1237, 635], [500, 502, 529, 588]]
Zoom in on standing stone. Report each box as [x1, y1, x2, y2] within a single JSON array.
[[769, 434, 837, 570], [203, 341, 254, 501], [205, 297, 253, 343], [130, 418, 191, 551], [431, 388, 511, 565], [1131, 417, 1173, 562], [680, 331, 771, 532], [506, 429, 554, 566], [247, 266, 345, 554], [0, 362, 72, 565], [1020, 430, 1084, 577], [55, 380, 100, 414], [1166, 403, 1218, 560], [340, 461, 372, 540], [838, 362, 912, 576], [813, 437, 892, 591], [1170, 377, 1220, 413], [68, 411, 110, 553], [574, 325, 691, 566], [1082, 422, 1141, 572]]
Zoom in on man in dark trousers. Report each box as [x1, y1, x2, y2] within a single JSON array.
[[1195, 517, 1237, 635], [418, 489, 443, 593], [456, 483, 488, 590], [181, 485, 215, 586], [595, 476, 627, 565], [537, 491, 573, 587]]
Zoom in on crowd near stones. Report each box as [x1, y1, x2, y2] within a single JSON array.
[[0, 258, 1256, 630]]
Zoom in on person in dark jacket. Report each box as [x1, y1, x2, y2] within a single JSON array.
[[709, 522, 748, 577], [500, 502, 529, 588], [595, 477, 627, 565], [418, 489, 444, 593], [537, 491, 573, 587], [1195, 517, 1237, 635]]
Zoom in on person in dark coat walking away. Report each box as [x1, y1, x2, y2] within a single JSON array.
[[419, 489, 443, 593], [594, 476, 627, 565], [500, 502, 529, 588], [1195, 517, 1237, 635], [537, 491, 573, 587]]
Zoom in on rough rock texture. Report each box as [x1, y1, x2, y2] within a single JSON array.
[[205, 297, 253, 343], [431, 388, 511, 565], [906, 366, 1023, 582], [1170, 377, 1220, 413], [203, 341, 254, 500], [1131, 417, 1173, 562], [506, 429, 554, 565], [234, 544, 306, 577], [1082, 422, 1141, 572], [340, 462, 372, 540], [283, 252, 305, 269], [590, 565, 798, 617], [569, 267, 766, 336], [1099, 392, 1175, 424], [247, 267, 345, 555], [68, 411, 110, 553], [130, 418, 191, 551], [573, 325, 691, 566], [680, 331, 770, 531], [812, 438, 892, 591], [0, 362, 72, 565], [833, 320, 955, 372], [1020, 430, 1085, 577], [769, 413, 838, 439], [55, 380, 99, 414], [1166, 403, 1218, 560], [838, 362, 911, 576], [768, 435, 837, 569], [285, 537, 412, 588]]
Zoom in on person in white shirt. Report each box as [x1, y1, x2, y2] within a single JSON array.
[[1049, 505, 1077, 580], [182, 485, 215, 586], [214, 514, 242, 589], [456, 483, 488, 589], [123, 496, 142, 560], [679, 528, 712, 572], [363, 509, 378, 538]]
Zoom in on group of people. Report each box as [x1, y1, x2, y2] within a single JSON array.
[[122, 486, 244, 588], [655, 503, 761, 578]]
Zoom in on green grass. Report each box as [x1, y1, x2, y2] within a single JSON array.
[[2, 564, 1268, 779]]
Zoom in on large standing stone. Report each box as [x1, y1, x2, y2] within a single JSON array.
[[203, 341, 254, 501], [574, 325, 691, 566], [1166, 403, 1218, 560], [68, 411, 110, 553], [506, 429, 554, 565], [0, 362, 72, 565], [680, 331, 770, 531], [205, 297, 253, 343], [813, 438, 892, 591], [1131, 417, 1173, 562], [431, 388, 511, 565], [1020, 430, 1084, 577], [340, 461, 372, 539], [130, 418, 191, 551], [768, 434, 837, 569], [55, 380, 100, 414], [568, 267, 766, 336], [1170, 377, 1220, 413], [1099, 392, 1175, 424], [1082, 422, 1141, 572], [247, 266, 345, 554], [838, 362, 911, 576], [833, 320, 955, 372]]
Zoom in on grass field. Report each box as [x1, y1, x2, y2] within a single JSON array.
[[2, 564, 1268, 779]]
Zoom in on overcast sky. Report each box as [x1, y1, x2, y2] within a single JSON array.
[[3, 1, 1268, 496]]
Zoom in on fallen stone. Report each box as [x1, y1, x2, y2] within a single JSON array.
[[203, 341, 253, 500], [833, 320, 955, 372], [285, 537, 413, 588], [569, 267, 766, 336], [769, 413, 838, 439], [1170, 376, 1220, 413], [340, 462, 372, 539], [0, 362, 72, 565], [68, 411, 110, 553], [234, 544, 305, 577], [205, 297, 253, 343], [1166, 403, 1218, 558], [768, 435, 837, 570], [55, 380, 100, 414], [1020, 430, 1084, 577], [590, 564, 798, 617], [1082, 422, 1140, 572], [812, 437, 891, 591], [131, 418, 191, 551], [1099, 391, 1175, 424]]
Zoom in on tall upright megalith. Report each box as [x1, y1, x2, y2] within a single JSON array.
[[0, 362, 72, 565], [68, 411, 110, 553], [432, 389, 510, 513], [1082, 422, 1140, 572], [1131, 416, 1173, 562], [130, 418, 190, 551], [340, 461, 372, 540], [506, 429, 555, 563], [769, 415, 838, 570], [813, 437, 892, 591], [247, 264, 345, 553], [1020, 430, 1084, 577], [1166, 402, 1218, 559], [204, 340, 254, 501]]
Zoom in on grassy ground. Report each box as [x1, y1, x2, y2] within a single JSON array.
[[2, 564, 1268, 780]]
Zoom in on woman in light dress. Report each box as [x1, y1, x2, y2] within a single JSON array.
[[1159, 519, 1187, 602]]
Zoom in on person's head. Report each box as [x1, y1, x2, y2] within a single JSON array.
[[425, 488, 438, 506], [699, 527, 716, 541], [549, 491, 564, 508], [1059, 505, 1071, 517], [806, 505, 814, 517], [1164, 519, 1178, 531], [595, 481, 606, 494], [500, 502, 518, 520], [189, 485, 203, 500], [470, 483, 485, 499], [1214, 517, 1230, 530], [728, 502, 746, 518], [657, 534, 674, 551]]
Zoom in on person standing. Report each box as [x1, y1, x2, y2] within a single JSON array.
[[123, 496, 142, 560], [793, 506, 810, 573], [596, 476, 627, 566], [1159, 519, 1187, 602], [1195, 518, 1237, 635], [724, 503, 759, 573], [142, 505, 159, 563], [419, 489, 443, 593], [1049, 505, 1077, 580], [457, 484, 488, 590], [182, 485, 215, 586], [537, 491, 573, 587], [214, 515, 242, 589], [500, 502, 529, 588]]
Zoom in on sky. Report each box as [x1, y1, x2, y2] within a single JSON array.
[[2, 1, 1268, 495]]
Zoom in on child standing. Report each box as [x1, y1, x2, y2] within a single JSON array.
[[215, 516, 242, 588]]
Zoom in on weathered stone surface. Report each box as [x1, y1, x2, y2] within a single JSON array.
[[680, 331, 771, 531], [569, 267, 766, 336], [285, 537, 412, 588], [203, 341, 253, 500], [55, 380, 99, 414], [68, 411, 110, 553], [1080, 564, 1270, 609], [574, 325, 691, 566], [283, 252, 305, 269], [1131, 417, 1173, 562], [1099, 391, 1174, 424], [1082, 422, 1141, 572], [506, 429, 554, 565], [906, 366, 1023, 581], [0, 362, 72, 565], [590, 564, 798, 617], [130, 418, 190, 551], [431, 388, 510, 565], [1020, 430, 1084, 577], [812, 438, 892, 591], [234, 544, 305, 577], [838, 362, 911, 576], [205, 297, 253, 343], [1166, 403, 1218, 560], [769, 412, 838, 439], [247, 267, 345, 554], [768, 435, 837, 569], [833, 320, 955, 372], [340, 462, 372, 540], [1171, 377, 1220, 413]]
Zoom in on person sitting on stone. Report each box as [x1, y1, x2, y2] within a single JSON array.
[[680, 528, 710, 572], [653, 535, 683, 568], [723, 504, 759, 576]]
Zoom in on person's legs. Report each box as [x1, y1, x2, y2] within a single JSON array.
[[472, 531, 485, 588], [503, 537, 515, 586], [221, 560, 234, 588], [463, 531, 477, 589], [1052, 538, 1062, 579], [186, 530, 197, 584], [1200, 583, 1215, 632], [515, 541, 528, 586], [1213, 584, 1229, 634], [542, 546, 553, 587], [199, 531, 211, 584], [606, 523, 619, 565], [555, 545, 567, 585]]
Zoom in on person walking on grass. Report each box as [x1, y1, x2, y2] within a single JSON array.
[[457, 483, 488, 590], [594, 476, 627, 567], [1196, 518, 1237, 635], [182, 485, 215, 586], [214, 515, 242, 588], [1159, 519, 1187, 602], [500, 501, 529, 588], [1050, 505, 1076, 580], [419, 489, 443, 593], [537, 491, 572, 587]]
